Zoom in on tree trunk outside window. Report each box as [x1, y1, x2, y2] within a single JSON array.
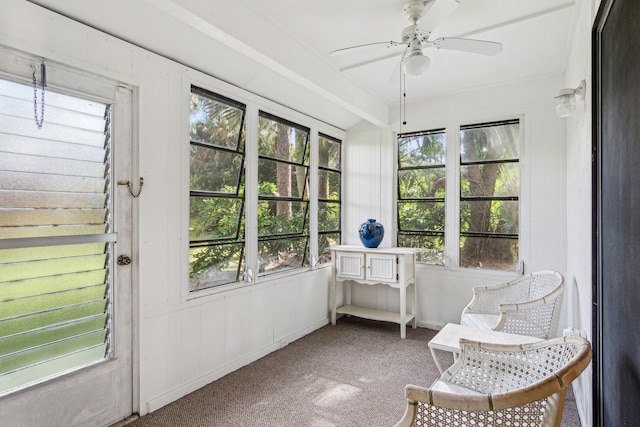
[[276, 122, 291, 217]]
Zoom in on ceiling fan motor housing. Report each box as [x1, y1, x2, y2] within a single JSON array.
[[401, 25, 431, 44], [403, 0, 435, 24]]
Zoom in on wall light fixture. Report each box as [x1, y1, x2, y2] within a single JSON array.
[[555, 80, 586, 118]]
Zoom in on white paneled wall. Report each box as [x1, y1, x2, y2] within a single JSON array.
[[0, 1, 594, 425], [563, 0, 595, 424], [142, 272, 331, 413], [342, 122, 395, 247], [0, 1, 333, 418], [138, 270, 332, 413], [345, 75, 568, 331]]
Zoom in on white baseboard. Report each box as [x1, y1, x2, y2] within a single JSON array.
[[144, 318, 329, 414], [416, 320, 447, 331]]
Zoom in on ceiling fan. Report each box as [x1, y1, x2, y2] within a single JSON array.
[[330, 0, 503, 77]]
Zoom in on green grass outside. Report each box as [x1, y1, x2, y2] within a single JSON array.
[[0, 244, 110, 385]]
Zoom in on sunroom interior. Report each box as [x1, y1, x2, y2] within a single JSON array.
[[0, 0, 612, 426]]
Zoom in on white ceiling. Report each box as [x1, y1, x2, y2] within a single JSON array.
[[27, 0, 577, 129]]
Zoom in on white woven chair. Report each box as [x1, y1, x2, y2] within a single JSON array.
[[394, 336, 592, 427], [460, 270, 564, 339]]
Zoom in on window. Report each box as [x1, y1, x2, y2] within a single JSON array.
[[396, 119, 520, 271], [459, 120, 519, 271], [317, 134, 342, 263], [397, 129, 446, 264], [189, 87, 246, 291], [257, 112, 310, 276], [0, 78, 114, 394], [189, 86, 343, 289]]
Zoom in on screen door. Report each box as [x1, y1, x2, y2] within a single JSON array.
[[0, 48, 135, 426]]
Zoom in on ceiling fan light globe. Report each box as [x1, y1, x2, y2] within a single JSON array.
[[403, 54, 430, 76]]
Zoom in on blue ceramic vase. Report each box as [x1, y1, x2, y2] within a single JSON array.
[[359, 218, 384, 248]]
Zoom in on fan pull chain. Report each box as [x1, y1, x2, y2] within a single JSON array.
[[399, 44, 410, 132], [403, 74, 407, 126], [399, 63, 403, 131], [32, 61, 46, 129], [402, 69, 407, 126]]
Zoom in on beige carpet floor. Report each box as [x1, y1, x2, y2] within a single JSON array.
[[125, 317, 580, 426]]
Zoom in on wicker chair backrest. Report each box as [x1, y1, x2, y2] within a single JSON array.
[[447, 338, 582, 394]]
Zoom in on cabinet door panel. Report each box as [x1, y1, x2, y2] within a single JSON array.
[[336, 252, 365, 280], [366, 254, 397, 282]]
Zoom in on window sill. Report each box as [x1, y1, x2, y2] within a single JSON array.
[[416, 262, 522, 280], [184, 264, 331, 302]]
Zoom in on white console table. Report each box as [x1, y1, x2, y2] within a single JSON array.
[[329, 245, 417, 338]]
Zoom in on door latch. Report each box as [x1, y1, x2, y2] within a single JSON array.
[[117, 255, 132, 266]]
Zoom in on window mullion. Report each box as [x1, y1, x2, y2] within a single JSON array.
[[518, 115, 527, 273], [393, 131, 399, 246], [244, 104, 259, 283], [446, 124, 460, 269], [309, 128, 319, 267]]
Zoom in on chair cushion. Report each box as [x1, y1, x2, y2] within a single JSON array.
[[460, 313, 500, 330]]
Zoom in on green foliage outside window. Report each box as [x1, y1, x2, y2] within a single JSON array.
[[397, 130, 447, 264], [189, 89, 246, 290], [397, 121, 520, 271], [318, 135, 341, 263], [189, 88, 342, 289], [459, 121, 520, 271], [256, 114, 310, 275]]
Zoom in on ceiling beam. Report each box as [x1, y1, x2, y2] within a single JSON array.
[[144, 0, 389, 127], [455, 2, 575, 39]]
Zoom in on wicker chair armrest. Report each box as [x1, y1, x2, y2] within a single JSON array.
[[404, 383, 553, 412], [395, 384, 566, 427], [465, 279, 528, 311], [409, 337, 592, 412], [464, 287, 504, 313], [464, 291, 506, 314]]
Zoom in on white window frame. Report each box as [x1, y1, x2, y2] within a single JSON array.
[[182, 76, 345, 301], [396, 115, 526, 274]]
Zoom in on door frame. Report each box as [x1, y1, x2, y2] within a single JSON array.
[[592, 0, 640, 424], [0, 46, 138, 425]]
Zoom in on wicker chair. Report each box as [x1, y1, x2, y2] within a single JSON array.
[[460, 270, 564, 339], [394, 336, 592, 427]]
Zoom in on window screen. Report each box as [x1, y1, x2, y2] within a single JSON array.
[[257, 112, 310, 276], [317, 134, 341, 263], [459, 119, 520, 271], [0, 78, 114, 394], [189, 87, 246, 291]]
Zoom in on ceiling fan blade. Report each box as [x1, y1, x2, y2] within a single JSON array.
[[330, 41, 400, 56], [432, 37, 503, 56], [340, 50, 404, 72]]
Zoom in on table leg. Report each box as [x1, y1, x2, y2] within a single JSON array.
[[430, 346, 445, 374], [330, 258, 336, 325], [400, 284, 407, 339], [412, 282, 417, 329]]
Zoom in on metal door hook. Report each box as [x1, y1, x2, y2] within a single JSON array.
[[117, 177, 144, 198]]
